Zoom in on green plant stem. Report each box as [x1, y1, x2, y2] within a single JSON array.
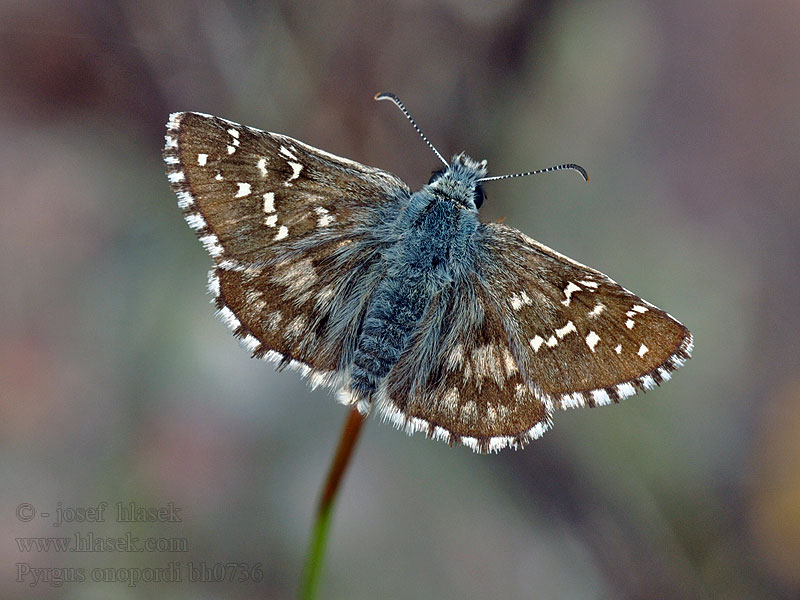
[[299, 407, 365, 600]]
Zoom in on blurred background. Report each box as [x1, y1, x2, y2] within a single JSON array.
[[1, 0, 799, 598]]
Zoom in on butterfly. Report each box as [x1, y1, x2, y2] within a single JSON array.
[[163, 92, 692, 453]]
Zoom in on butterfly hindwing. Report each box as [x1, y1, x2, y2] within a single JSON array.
[[379, 272, 553, 453], [209, 239, 387, 386]]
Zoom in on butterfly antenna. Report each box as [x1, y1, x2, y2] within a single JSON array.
[[375, 92, 448, 167], [478, 163, 589, 183]]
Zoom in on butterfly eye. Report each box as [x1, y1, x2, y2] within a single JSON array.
[[428, 169, 445, 185], [473, 185, 485, 209]]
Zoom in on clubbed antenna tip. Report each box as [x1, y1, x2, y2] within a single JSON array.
[[479, 162, 589, 183]]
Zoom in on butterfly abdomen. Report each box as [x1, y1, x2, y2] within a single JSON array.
[[351, 196, 472, 399], [352, 274, 429, 395]]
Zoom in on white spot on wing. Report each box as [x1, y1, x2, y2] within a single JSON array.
[[531, 335, 544, 352], [199, 234, 223, 257], [241, 334, 260, 352], [197, 153, 208, 166], [314, 206, 334, 227], [235, 182, 251, 198], [555, 320, 576, 339], [218, 306, 240, 329], [638, 344, 649, 357], [632, 305, 648, 313], [502, 347, 518, 376], [279, 145, 297, 160], [461, 436, 479, 451], [217, 259, 241, 270], [626, 319, 635, 329], [275, 258, 318, 297], [263, 192, 275, 213], [227, 127, 240, 138], [585, 330, 600, 351], [185, 213, 207, 231], [215, 173, 223, 181], [176, 190, 194, 209], [266, 311, 282, 330], [615, 343, 622, 354], [285, 161, 302, 184], [616, 382, 636, 398], [442, 387, 459, 415], [486, 406, 498, 427], [511, 291, 532, 311], [265, 214, 278, 227], [227, 145, 236, 154], [639, 374, 656, 389], [592, 389, 612, 405], [471, 344, 503, 383], [287, 315, 308, 338], [245, 289, 263, 306], [589, 303, 606, 318], [257, 157, 267, 176], [274, 225, 289, 240], [447, 344, 464, 369], [560, 392, 584, 409], [546, 335, 558, 348], [207, 270, 220, 297], [561, 281, 581, 306], [168, 171, 185, 183], [579, 280, 599, 289]]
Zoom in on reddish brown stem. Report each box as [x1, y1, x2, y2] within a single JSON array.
[[300, 407, 366, 599], [317, 408, 365, 515]]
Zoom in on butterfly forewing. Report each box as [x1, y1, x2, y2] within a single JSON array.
[[477, 223, 693, 409], [164, 112, 409, 267]]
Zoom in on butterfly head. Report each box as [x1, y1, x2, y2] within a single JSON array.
[[427, 153, 488, 211]]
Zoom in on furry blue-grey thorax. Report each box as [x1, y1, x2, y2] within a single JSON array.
[[350, 153, 487, 399]]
